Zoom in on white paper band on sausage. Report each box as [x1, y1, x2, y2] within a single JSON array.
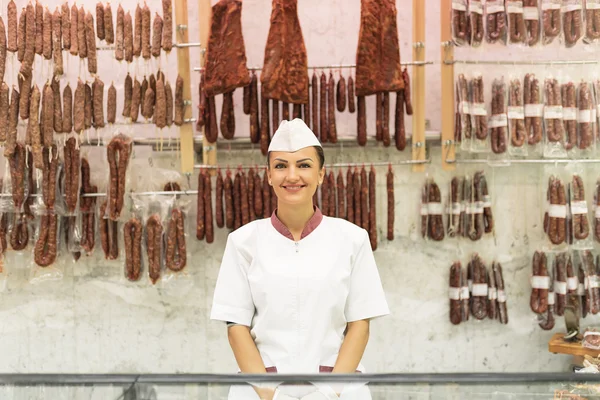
[[562, 107, 577, 121], [488, 287, 498, 300], [585, 276, 590, 289], [579, 283, 586, 295], [460, 203, 466, 212], [470, 1, 484, 14], [571, 200, 588, 215], [472, 283, 489, 296], [548, 204, 567, 218], [474, 201, 484, 214], [471, 103, 488, 116], [595, 207, 600, 219], [420, 204, 428, 216], [449, 287, 461, 300], [561, 4, 582, 12], [568, 276, 578, 291], [497, 290, 507, 303], [531, 275, 550, 289], [591, 108, 597, 122], [460, 101, 470, 114], [460, 286, 470, 299], [452, 1, 467, 11], [483, 194, 492, 208], [544, 105, 564, 119], [587, 1, 600, 10], [427, 202, 444, 215], [489, 114, 508, 128], [541, 1, 561, 10], [590, 276, 600, 289], [547, 291, 555, 305], [507, 106, 525, 120], [507, 1, 524, 14], [554, 281, 567, 295], [452, 202, 461, 216], [524, 103, 544, 117], [523, 6, 540, 19], [578, 110, 591, 124], [487, 4, 505, 13]]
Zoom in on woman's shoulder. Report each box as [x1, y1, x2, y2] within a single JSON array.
[[227, 218, 272, 245], [321, 216, 369, 244]]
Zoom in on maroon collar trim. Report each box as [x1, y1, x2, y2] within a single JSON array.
[[270, 207, 323, 241]]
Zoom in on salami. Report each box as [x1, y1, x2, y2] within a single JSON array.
[[124, 11, 133, 63], [86, 12, 97, 75], [96, 2, 105, 41], [347, 76, 356, 113], [106, 134, 132, 220], [115, 5, 124, 61], [62, 84, 72, 134], [151, 13, 162, 58], [387, 165, 394, 241], [196, 170, 206, 239], [92, 77, 105, 128], [141, 3, 151, 59], [7, 0, 16, 53], [216, 169, 224, 228], [146, 214, 163, 283], [311, 72, 319, 138], [166, 208, 187, 270], [346, 168, 354, 224], [69, 3, 78, 55], [124, 218, 142, 281], [134, 4, 142, 57], [320, 72, 328, 143], [162, 0, 173, 52], [368, 166, 377, 250], [450, 262, 462, 325]]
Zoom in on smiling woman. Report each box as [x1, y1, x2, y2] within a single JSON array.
[[211, 118, 389, 400]]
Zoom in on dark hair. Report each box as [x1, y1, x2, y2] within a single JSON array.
[[267, 146, 325, 169]]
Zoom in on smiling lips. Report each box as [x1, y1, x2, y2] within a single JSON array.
[[282, 184, 306, 192]]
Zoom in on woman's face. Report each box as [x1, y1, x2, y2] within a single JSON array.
[[267, 147, 325, 207]]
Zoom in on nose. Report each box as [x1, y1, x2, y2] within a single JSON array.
[[286, 165, 300, 181]]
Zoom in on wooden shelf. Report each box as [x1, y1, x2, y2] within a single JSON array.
[[548, 333, 600, 358]]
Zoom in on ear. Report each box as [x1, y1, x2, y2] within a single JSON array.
[[318, 167, 326, 185], [266, 168, 271, 184]]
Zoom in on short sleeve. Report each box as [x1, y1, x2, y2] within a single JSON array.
[[210, 235, 255, 326], [345, 231, 390, 322]]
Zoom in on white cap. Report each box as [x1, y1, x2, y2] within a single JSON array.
[[268, 119, 322, 153]]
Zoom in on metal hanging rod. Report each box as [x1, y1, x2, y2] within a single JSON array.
[[446, 59, 600, 66], [96, 42, 202, 51], [445, 157, 600, 165], [194, 159, 430, 170], [0, 190, 197, 198], [193, 61, 433, 73]]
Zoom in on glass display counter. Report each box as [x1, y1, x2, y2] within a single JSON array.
[[0, 373, 599, 399]]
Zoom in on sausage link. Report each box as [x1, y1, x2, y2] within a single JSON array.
[[205, 95, 219, 143], [17, 6, 26, 63], [253, 170, 263, 218], [470, 2, 484, 45], [248, 168, 256, 222], [10, 213, 28, 250], [34, 213, 58, 267], [336, 75, 346, 112], [249, 72, 260, 144], [102, 3, 113, 45], [141, 4, 151, 59], [572, 174, 590, 240], [347, 76, 356, 113], [509, 79, 526, 147], [62, 84, 72, 133], [20, 4, 35, 78], [260, 85, 270, 155], [233, 171, 242, 230], [475, 171, 493, 233], [162, 0, 173, 51], [360, 167, 369, 231], [122, 11, 133, 62], [96, 2, 105, 41], [64, 137, 80, 214], [525, 74, 543, 145], [337, 170, 346, 220], [7, 0, 16, 53], [562, 82, 577, 150], [41, 7, 52, 61], [77, 6, 86, 59], [473, 76, 488, 140], [8, 143, 26, 210], [106, 83, 117, 124], [151, 13, 163, 59], [19, 72, 32, 121], [386, 165, 394, 240], [106, 134, 132, 220], [73, 80, 85, 133], [224, 170, 234, 229], [326, 73, 337, 143], [28, 85, 42, 169], [321, 171, 329, 216], [583, 250, 600, 314], [262, 171, 271, 219], [124, 218, 142, 281], [470, 255, 488, 320], [554, 253, 567, 316], [357, 96, 367, 146], [240, 171, 249, 226], [402, 68, 413, 115], [0, 83, 7, 142], [142, 86, 155, 120], [130, 78, 141, 122], [486, 1, 507, 43], [345, 168, 354, 224], [427, 180, 445, 241], [4, 86, 19, 157], [174, 74, 184, 126], [92, 77, 104, 128], [133, 4, 142, 57], [578, 81, 593, 149], [42, 144, 58, 210], [51, 78, 62, 134], [86, 12, 97, 75], [153, 77, 166, 128], [115, 5, 124, 61], [220, 90, 235, 139], [490, 79, 507, 154], [487, 264, 497, 320], [166, 208, 187, 270], [547, 177, 567, 245], [507, 0, 526, 44], [216, 169, 224, 228], [563, 8, 582, 46], [368, 166, 377, 250], [381, 92, 390, 147], [196, 170, 205, 239], [320, 72, 328, 142], [395, 90, 406, 151], [69, 3, 78, 55], [271, 99, 279, 134], [146, 214, 163, 283], [36, 1, 43, 55], [452, 3, 468, 44], [525, 0, 540, 46], [311, 72, 319, 137]]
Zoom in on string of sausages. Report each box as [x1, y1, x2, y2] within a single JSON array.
[[197, 69, 412, 152]]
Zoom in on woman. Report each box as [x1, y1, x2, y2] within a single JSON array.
[[210, 119, 389, 400]]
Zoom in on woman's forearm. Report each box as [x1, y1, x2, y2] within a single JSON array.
[[228, 326, 277, 400], [332, 320, 370, 373]]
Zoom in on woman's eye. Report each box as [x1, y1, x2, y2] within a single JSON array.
[[299, 163, 311, 168], [274, 164, 285, 169]]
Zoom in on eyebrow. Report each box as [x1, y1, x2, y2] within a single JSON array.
[[273, 158, 314, 163]]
